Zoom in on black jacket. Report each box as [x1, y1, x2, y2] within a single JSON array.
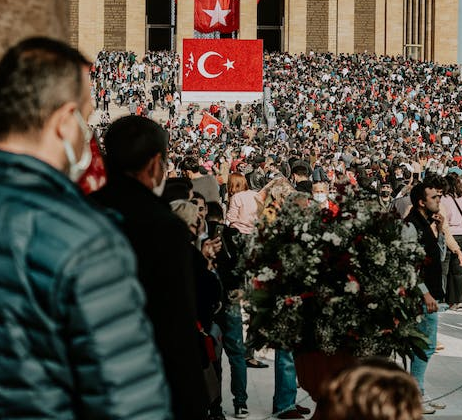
[[91, 174, 208, 420], [405, 208, 444, 300]]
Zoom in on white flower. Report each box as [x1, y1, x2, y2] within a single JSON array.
[[257, 267, 276, 282], [302, 222, 309, 232], [356, 211, 368, 222], [416, 315, 423, 323], [368, 303, 378, 309], [343, 220, 353, 230], [344, 281, 360, 294], [408, 269, 417, 288], [301, 233, 312, 242], [374, 249, 386, 266], [322, 231, 342, 246]]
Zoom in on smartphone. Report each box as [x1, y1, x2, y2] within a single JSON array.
[[213, 224, 225, 239]]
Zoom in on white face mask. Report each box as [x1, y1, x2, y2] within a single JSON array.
[[63, 110, 92, 182], [313, 192, 328, 203]]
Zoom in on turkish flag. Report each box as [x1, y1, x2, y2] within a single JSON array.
[[195, 0, 239, 34], [199, 113, 223, 136], [183, 39, 263, 92]]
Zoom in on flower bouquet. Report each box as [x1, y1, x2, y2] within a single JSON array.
[[237, 187, 429, 361]]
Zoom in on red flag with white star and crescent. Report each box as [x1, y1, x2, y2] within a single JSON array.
[[195, 0, 239, 33], [199, 112, 223, 136], [182, 39, 263, 92]]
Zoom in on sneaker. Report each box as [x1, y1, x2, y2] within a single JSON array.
[[295, 404, 311, 415], [422, 404, 436, 415], [235, 406, 249, 419], [429, 401, 446, 409]]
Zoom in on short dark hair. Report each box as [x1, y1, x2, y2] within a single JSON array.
[[0, 37, 90, 139], [162, 177, 193, 203], [292, 165, 309, 177], [103, 115, 168, 178], [410, 182, 428, 207], [192, 191, 206, 202], [180, 156, 200, 173], [206, 201, 224, 222]]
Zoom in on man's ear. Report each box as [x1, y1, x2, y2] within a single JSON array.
[[146, 156, 156, 178], [52, 102, 79, 140]]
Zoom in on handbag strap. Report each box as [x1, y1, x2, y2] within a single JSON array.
[[451, 195, 462, 217]]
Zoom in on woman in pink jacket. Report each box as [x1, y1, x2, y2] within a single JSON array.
[[226, 173, 259, 234]]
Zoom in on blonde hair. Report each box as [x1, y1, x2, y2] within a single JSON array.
[[228, 173, 249, 198], [317, 362, 423, 420]]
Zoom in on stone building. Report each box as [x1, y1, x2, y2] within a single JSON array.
[[1, 1, 461, 64]]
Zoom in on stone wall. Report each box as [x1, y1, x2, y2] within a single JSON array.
[[354, 0, 376, 53], [69, 0, 79, 49], [0, 0, 69, 57], [126, 0, 146, 58], [104, 0, 126, 51], [306, 0, 329, 52]]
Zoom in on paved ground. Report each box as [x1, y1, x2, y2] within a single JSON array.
[[91, 96, 462, 420], [220, 309, 462, 420]]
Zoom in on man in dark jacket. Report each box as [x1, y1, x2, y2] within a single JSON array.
[[404, 182, 446, 414], [0, 38, 171, 420], [291, 160, 312, 193], [91, 116, 209, 420]]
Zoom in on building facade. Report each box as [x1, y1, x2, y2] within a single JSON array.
[[66, 0, 460, 64]]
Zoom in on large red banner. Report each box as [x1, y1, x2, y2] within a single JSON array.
[[182, 39, 263, 92], [195, 0, 239, 34]]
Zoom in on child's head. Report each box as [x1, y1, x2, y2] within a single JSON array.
[[317, 357, 422, 420]]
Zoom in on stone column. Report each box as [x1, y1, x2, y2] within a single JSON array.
[[327, 0, 337, 53], [79, 0, 104, 59], [176, 0, 194, 88], [126, 0, 146, 58], [375, 0, 386, 55], [240, 0, 257, 40], [0, 0, 69, 57], [337, 0, 355, 53], [385, 0, 404, 57], [434, 0, 458, 63], [286, 0, 307, 53]]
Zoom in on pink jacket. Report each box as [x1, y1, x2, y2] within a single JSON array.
[[226, 190, 259, 234]]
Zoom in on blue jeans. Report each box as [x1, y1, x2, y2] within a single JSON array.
[[273, 349, 297, 413], [220, 304, 248, 408], [410, 305, 438, 395]]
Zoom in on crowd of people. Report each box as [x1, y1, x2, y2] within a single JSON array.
[[1, 34, 462, 420]]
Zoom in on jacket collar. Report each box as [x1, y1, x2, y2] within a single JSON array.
[[0, 150, 83, 199]]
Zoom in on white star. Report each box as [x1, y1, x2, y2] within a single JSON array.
[[204, 1, 231, 27], [223, 58, 234, 70]]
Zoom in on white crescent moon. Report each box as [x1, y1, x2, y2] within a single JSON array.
[[197, 51, 223, 79], [204, 124, 219, 135]]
